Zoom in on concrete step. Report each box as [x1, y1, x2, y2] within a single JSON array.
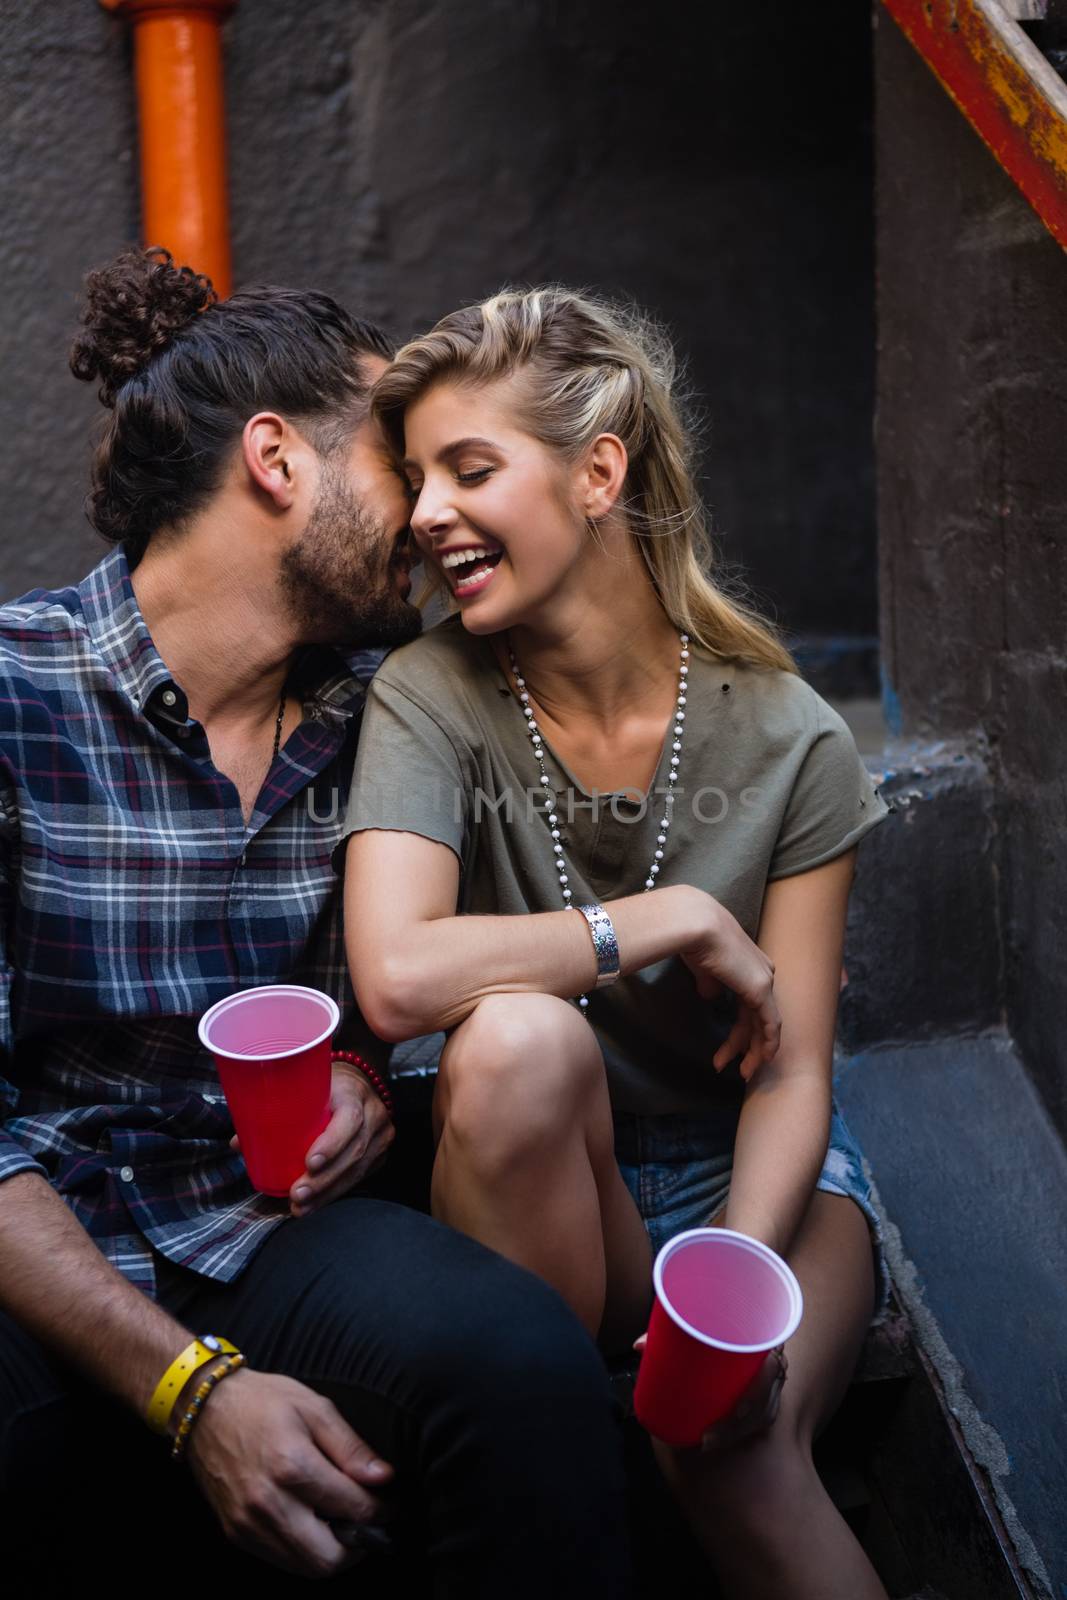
[[835, 1030, 1067, 1599]]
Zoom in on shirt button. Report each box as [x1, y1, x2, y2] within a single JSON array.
[[162, 689, 177, 707], [119, 1165, 134, 1183]]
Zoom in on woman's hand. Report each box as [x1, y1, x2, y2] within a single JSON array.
[[678, 896, 781, 1080], [699, 1347, 788, 1451], [634, 1335, 788, 1452]]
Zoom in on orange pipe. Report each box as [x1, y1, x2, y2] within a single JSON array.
[[100, 1, 236, 297]]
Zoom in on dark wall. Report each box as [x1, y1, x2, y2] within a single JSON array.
[[875, 16, 1067, 1137], [0, 2, 138, 596], [2, 0, 876, 645]]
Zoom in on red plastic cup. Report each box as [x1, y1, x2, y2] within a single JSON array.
[[198, 985, 338, 1197], [633, 1227, 804, 1448]]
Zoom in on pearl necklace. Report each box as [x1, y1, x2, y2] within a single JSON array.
[[507, 631, 691, 1009]]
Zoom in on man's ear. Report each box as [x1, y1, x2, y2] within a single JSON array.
[[242, 413, 296, 509], [582, 433, 628, 522]]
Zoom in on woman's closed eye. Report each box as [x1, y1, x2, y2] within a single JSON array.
[[400, 466, 493, 499]]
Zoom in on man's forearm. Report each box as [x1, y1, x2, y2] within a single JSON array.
[[0, 1170, 196, 1416], [354, 882, 714, 1040]]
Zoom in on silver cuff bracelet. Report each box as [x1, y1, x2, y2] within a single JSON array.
[[575, 903, 621, 988]]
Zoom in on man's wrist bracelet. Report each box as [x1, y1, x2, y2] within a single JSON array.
[[146, 1335, 240, 1434], [170, 1353, 246, 1462], [331, 1049, 395, 1118], [575, 903, 621, 988]]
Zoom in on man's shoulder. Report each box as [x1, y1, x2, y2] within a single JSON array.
[[0, 577, 91, 682], [0, 564, 113, 760]]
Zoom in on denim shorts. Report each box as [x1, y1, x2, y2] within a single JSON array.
[[613, 1100, 890, 1323]]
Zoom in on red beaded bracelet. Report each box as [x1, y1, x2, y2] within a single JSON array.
[[331, 1049, 395, 1118]]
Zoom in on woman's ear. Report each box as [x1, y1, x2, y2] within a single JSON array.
[[242, 412, 296, 509], [582, 433, 628, 521]]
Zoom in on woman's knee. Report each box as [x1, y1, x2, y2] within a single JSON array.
[[438, 992, 603, 1150]]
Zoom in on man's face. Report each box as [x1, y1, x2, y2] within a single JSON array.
[[279, 401, 422, 651]]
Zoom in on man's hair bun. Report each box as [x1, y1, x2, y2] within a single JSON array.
[[70, 246, 216, 408], [66, 247, 391, 561]]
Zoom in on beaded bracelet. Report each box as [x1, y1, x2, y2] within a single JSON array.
[[331, 1049, 395, 1118], [171, 1352, 246, 1462], [146, 1334, 239, 1434]]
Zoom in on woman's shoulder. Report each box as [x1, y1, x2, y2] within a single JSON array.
[[368, 615, 498, 723], [373, 615, 482, 687], [705, 652, 832, 742]]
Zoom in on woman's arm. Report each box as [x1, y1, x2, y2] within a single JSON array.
[[721, 849, 857, 1258], [344, 829, 778, 1074]]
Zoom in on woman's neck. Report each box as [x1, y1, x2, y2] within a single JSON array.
[[501, 584, 681, 731]]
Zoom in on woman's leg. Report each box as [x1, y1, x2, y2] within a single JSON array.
[[654, 1190, 889, 1600], [430, 993, 653, 1342]]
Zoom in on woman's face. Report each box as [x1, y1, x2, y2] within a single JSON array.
[[400, 378, 589, 635]]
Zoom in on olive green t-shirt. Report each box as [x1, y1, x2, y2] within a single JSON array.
[[342, 616, 890, 1116]]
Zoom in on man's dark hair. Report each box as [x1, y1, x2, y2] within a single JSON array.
[[70, 247, 393, 564]]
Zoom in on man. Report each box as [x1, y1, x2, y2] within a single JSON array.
[[0, 249, 631, 1594]]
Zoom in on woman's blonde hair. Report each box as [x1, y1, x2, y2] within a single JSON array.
[[373, 286, 796, 674]]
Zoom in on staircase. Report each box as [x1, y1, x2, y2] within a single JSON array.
[[879, 0, 1067, 250]]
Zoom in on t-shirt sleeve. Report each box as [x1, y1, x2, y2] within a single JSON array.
[[339, 676, 469, 866], [766, 694, 890, 880]]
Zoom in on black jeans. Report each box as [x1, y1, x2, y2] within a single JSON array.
[[0, 1194, 633, 1597]]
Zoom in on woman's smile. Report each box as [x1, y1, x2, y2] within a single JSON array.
[[438, 543, 506, 597]]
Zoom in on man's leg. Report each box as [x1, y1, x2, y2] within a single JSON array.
[[0, 1303, 95, 1567], [158, 1197, 633, 1598], [0, 1306, 241, 1589]]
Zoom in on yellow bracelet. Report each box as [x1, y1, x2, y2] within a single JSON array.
[[171, 1353, 246, 1461], [146, 1335, 240, 1434]]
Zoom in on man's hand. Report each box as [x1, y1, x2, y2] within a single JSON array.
[[186, 1366, 394, 1578], [289, 1062, 395, 1217]]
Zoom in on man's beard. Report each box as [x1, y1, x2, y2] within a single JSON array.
[[278, 464, 422, 650]]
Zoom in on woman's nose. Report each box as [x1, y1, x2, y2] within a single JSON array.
[[410, 487, 458, 541]]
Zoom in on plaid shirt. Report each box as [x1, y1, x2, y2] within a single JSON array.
[[0, 547, 383, 1297]]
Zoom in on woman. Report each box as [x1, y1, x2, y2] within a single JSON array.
[[343, 287, 892, 1600]]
